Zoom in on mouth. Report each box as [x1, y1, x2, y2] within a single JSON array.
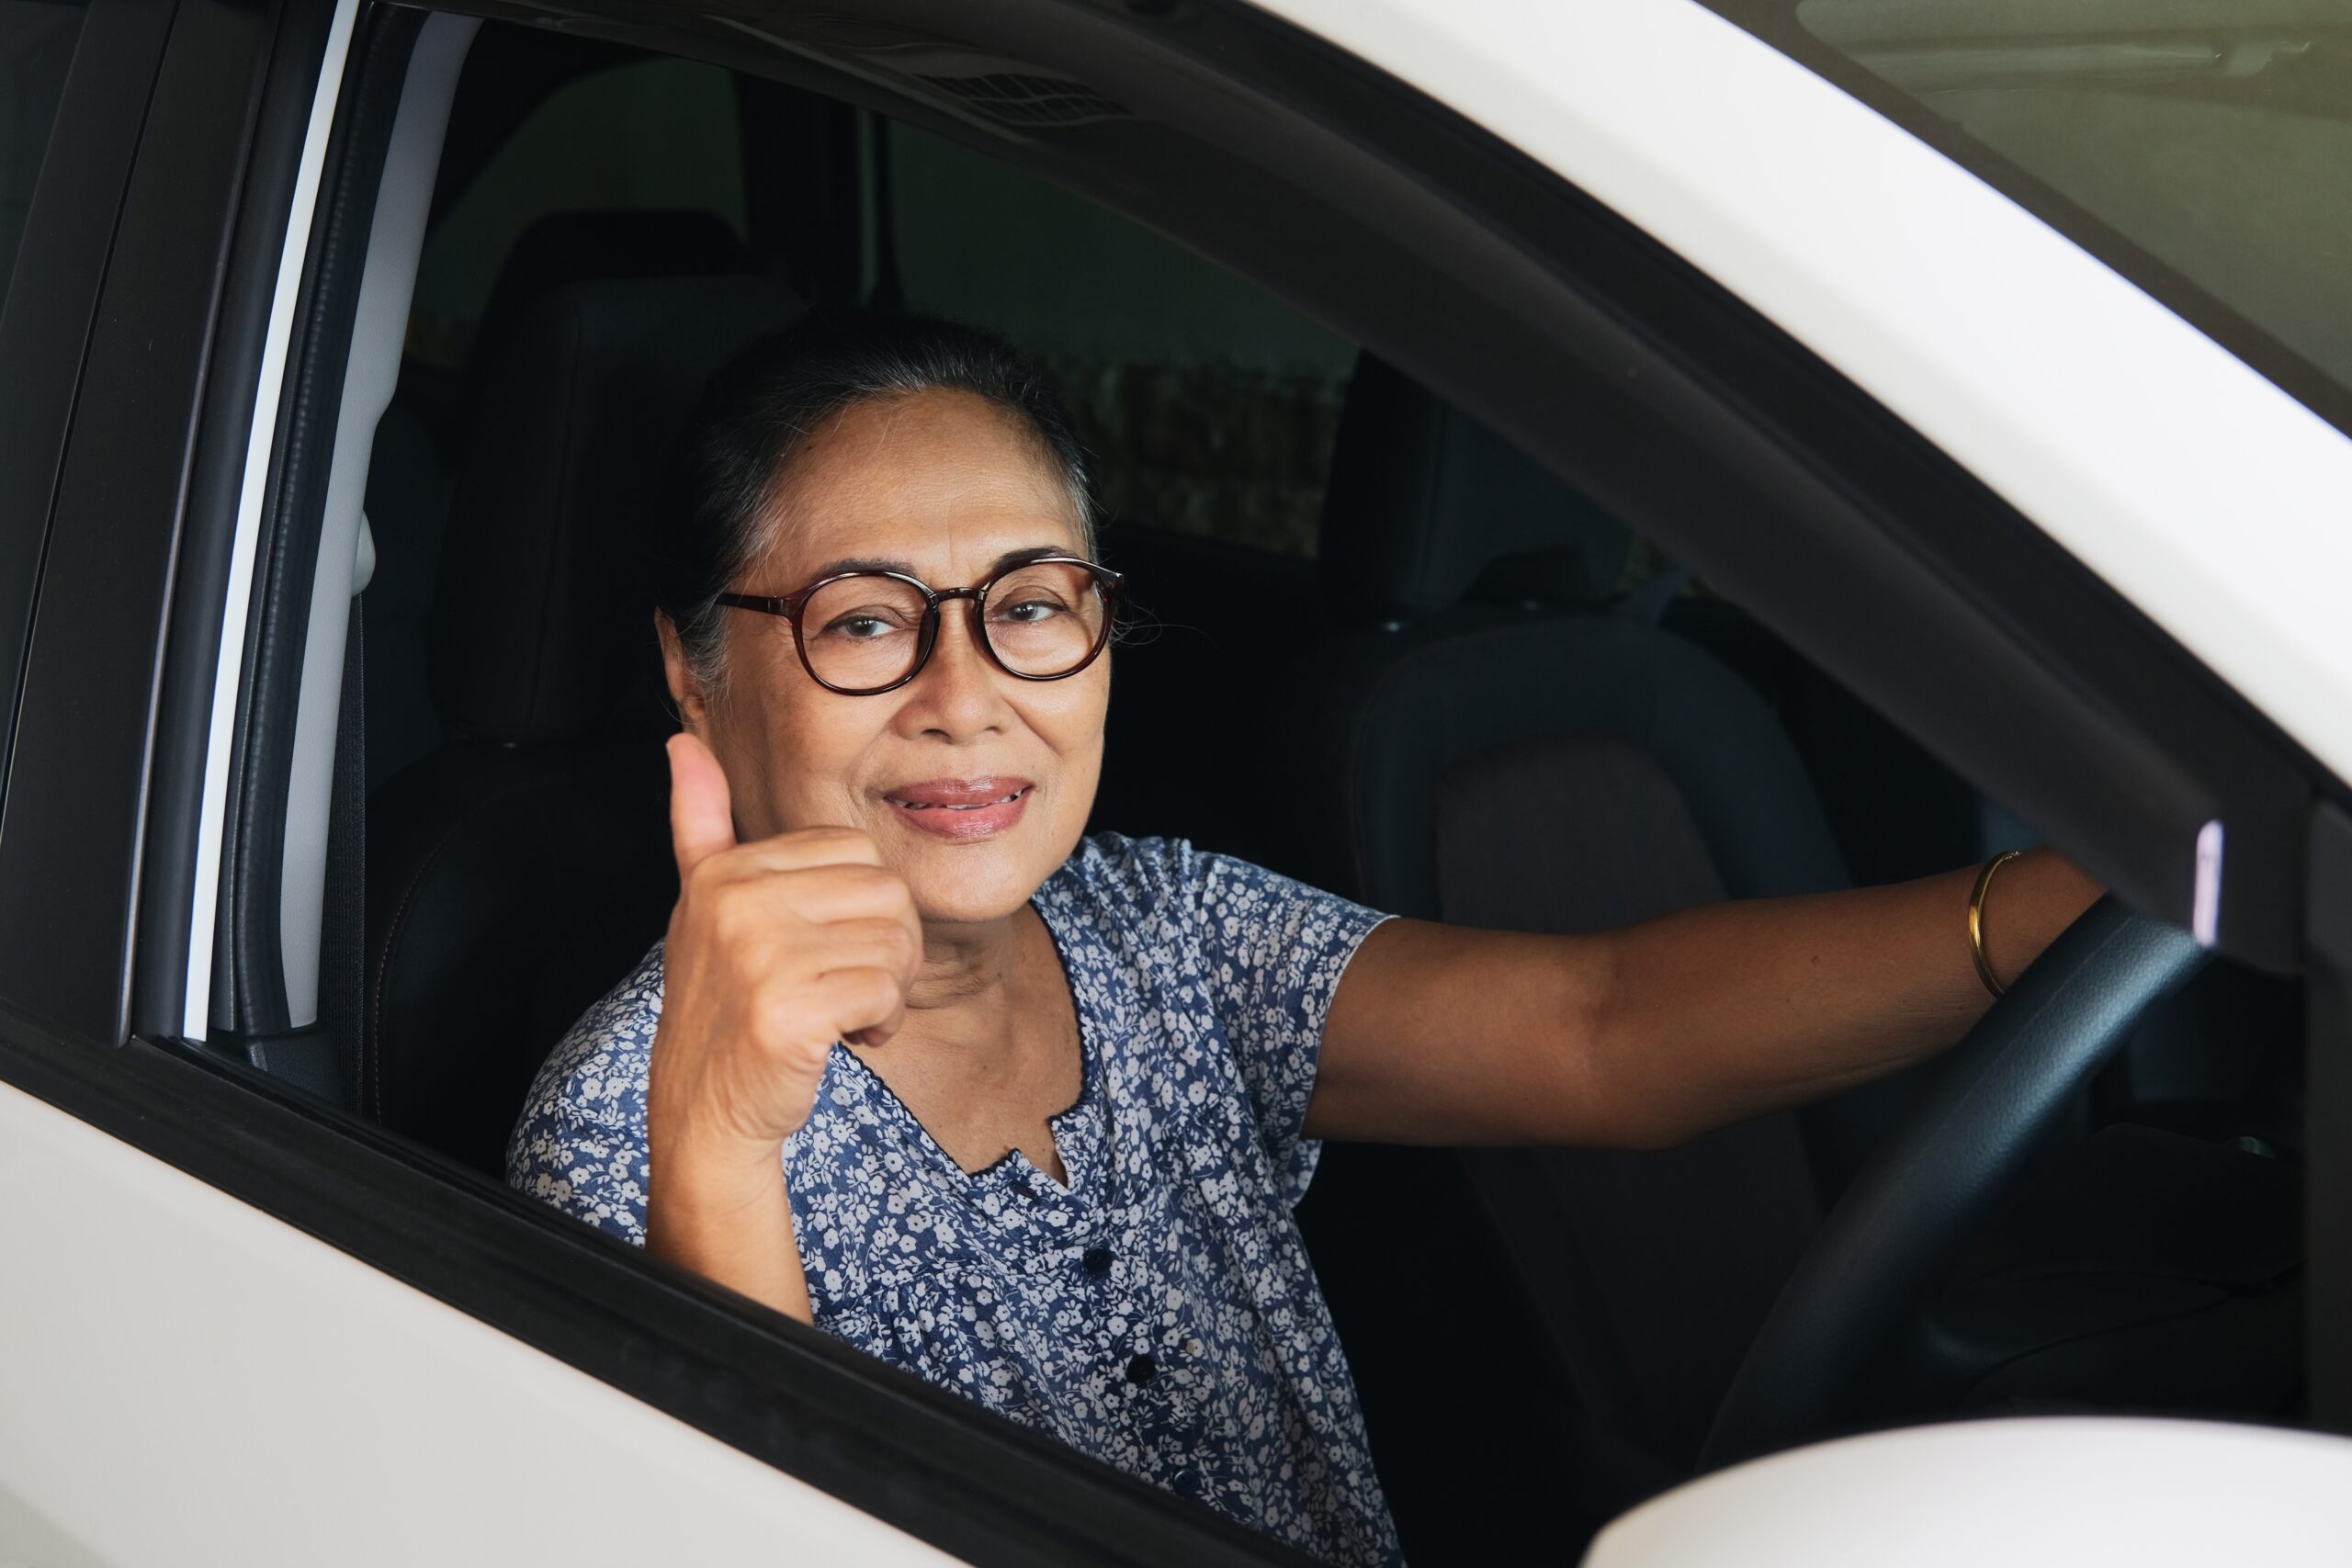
[[881, 778, 1035, 840]]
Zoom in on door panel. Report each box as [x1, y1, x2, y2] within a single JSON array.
[[0, 1077, 951, 1566]]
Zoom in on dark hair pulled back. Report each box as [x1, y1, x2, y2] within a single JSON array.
[[656, 311, 1098, 686]]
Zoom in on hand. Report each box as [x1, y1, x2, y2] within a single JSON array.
[[648, 732, 923, 1172]]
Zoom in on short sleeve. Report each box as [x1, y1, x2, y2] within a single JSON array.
[[505, 943, 664, 1246], [1098, 837, 1390, 1206]]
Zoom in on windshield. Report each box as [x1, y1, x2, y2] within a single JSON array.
[[1697, 1, 2352, 440]]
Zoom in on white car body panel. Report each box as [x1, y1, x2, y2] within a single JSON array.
[[0, 1081, 947, 1566], [1583, 1416, 2352, 1566], [1263, 0, 2352, 814]]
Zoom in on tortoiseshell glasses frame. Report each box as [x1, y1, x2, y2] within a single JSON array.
[[714, 555, 1125, 696]]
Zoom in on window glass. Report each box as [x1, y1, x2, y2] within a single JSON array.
[[409, 56, 745, 369], [885, 120, 1353, 556], [1698, 0, 2352, 435], [0, 0, 87, 311]]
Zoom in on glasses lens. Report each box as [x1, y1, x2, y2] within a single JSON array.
[[984, 561, 1108, 677], [798, 574, 932, 691]]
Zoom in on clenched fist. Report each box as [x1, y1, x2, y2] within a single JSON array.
[[643, 732, 922, 1318], [650, 732, 923, 1156]]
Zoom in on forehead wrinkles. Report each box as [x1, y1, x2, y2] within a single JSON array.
[[741, 390, 1083, 585]]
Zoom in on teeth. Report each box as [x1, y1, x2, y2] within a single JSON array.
[[896, 787, 1027, 812]]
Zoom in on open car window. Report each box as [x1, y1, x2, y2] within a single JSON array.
[[882, 120, 1352, 557]]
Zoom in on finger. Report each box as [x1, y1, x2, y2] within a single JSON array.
[[725, 825, 888, 874], [743, 862, 917, 925], [804, 918, 922, 986], [805, 967, 908, 1049], [668, 732, 737, 875]]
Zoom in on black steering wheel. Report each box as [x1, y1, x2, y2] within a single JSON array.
[[1699, 894, 2209, 1470]]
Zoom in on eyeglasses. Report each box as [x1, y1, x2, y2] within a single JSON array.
[[715, 556, 1125, 696]]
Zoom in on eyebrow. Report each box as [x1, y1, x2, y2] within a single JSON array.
[[800, 544, 1072, 582]]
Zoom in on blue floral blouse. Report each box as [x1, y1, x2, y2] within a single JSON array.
[[507, 833, 1402, 1565]]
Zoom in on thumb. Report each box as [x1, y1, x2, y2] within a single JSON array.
[[667, 732, 738, 874]]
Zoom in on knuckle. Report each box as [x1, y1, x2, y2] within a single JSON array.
[[704, 882, 761, 944], [855, 968, 902, 1014], [680, 852, 728, 900], [752, 985, 817, 1051], [854, 865, 915, 912]]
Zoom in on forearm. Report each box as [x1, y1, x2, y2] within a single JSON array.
[[646, 1139, 813, 1324], [1588, 846, 2102, 1147]]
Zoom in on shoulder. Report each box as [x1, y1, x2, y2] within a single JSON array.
[[513, 941, 665, 1137], [1052, 829, 1183, 889], [505, 941, 664, 1237], [1057, 830, 1363, 918], [1042, 832, 1224, 951], [1045, 832, 1379, 976], [1046, 830, 1261, 913]]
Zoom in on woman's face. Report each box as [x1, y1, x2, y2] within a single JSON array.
[[662, 388, 1108, 929]]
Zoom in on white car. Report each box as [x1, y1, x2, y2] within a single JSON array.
[[3, 0, 2347, 1562]]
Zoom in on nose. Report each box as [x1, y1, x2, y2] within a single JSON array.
[[896, 596, 1009, 740]]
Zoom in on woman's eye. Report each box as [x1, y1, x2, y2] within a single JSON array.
[[995, 598, 1067, 624], [819, 612, 911, 640]]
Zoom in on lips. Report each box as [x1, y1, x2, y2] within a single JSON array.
[[882, 777, 1035, 840]]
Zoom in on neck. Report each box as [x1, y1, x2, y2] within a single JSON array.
[[904, 907, 1033, 1021]]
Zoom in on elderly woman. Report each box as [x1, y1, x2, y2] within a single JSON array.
[[509, 313, 2101, 1566]]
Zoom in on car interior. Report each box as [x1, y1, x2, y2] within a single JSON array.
[[232, 14, 2313, 1562]]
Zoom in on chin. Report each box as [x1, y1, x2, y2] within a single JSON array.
[[891, 822, 1083, 926], [906, 866, 1052, 927]]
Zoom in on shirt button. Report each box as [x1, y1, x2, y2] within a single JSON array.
[[1082, 1247, 1112, 1276], [1125, 1354, 1158, 1386]]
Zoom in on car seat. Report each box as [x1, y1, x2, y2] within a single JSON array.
[[1285, 355, 1861, 1540], [365, 209, 753, 790], [364, 273, 801, 1174]]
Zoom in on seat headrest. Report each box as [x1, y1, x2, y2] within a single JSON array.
[[1318, 354, 1630, 624], [430, 274, 804, 743], [475, 209, 752, 362]]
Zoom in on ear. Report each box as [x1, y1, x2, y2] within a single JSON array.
[[654, 609, 712, 733]]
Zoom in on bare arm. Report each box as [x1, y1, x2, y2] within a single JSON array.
[[647, 1141, 813, 1321], [1305, 847, 2104, 1148], [643, 734, 922, 1323]]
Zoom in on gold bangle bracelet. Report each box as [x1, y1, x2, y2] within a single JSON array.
[[1969, 849, 2023, 999]]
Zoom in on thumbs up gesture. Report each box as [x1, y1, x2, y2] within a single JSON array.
[[647, 732, 924, 1164]]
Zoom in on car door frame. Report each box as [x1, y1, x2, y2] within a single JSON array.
[[0, 0, 181, 820]]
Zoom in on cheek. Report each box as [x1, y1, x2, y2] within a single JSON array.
[[708, 676, 874, 824], [775, 696, 886, 796], [1030, 669, 1110, 761]]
